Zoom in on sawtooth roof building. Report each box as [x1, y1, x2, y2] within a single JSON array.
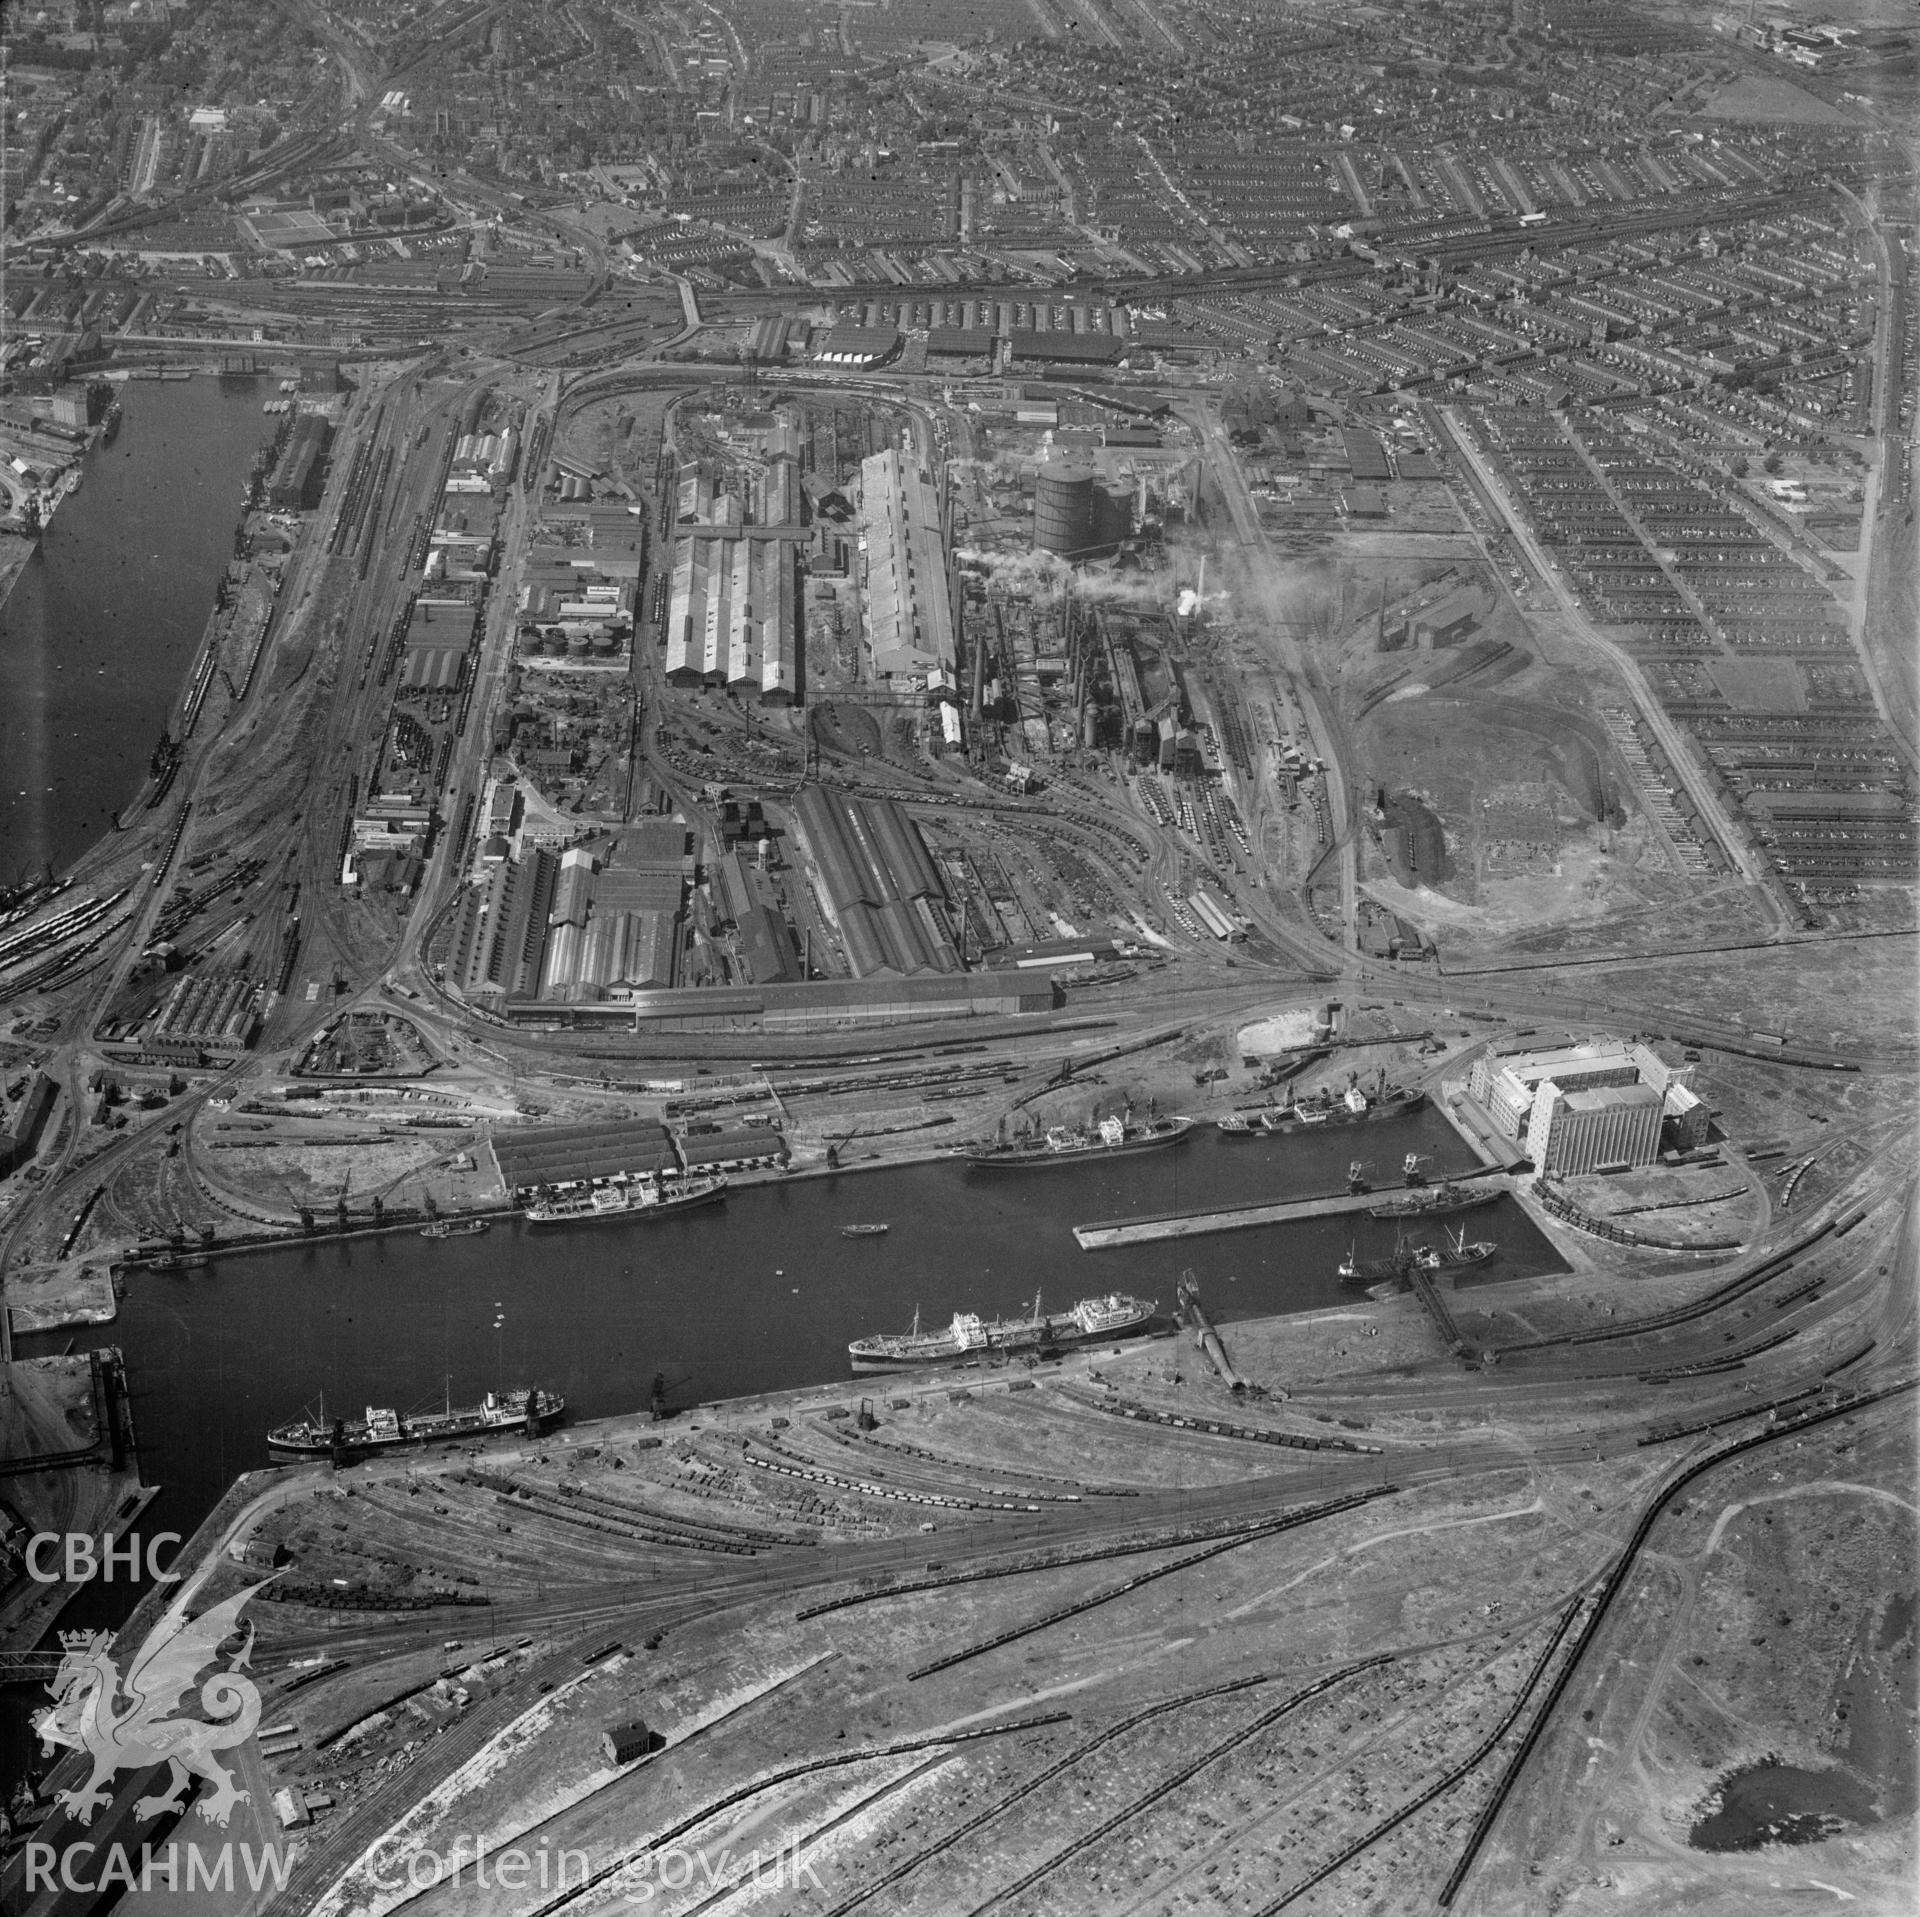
[[791, 785, 961, 979], [664, 535, 798, 702], [537, 825, 692, 1000]]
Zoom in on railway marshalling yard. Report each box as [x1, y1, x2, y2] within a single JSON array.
[[90, 1138, 1914, 1917], [8, 944, 1916, 1917]]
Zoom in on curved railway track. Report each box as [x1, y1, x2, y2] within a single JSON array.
[[1435, 1375, 1917, 1907]]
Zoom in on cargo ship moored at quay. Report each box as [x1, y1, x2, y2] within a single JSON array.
[[850, 1292, 1157, 1371], [267, 1387, 564, 1457], [1367, 1180, 1500, 1221], [522, 1174, 726, 1225], [961, 1110, 1192, 1170], [1338, 1230, 1497, 1285], [1266, 1081, 1424, 1134]]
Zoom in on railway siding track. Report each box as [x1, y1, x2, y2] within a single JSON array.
[[907, 1486, 1397, 1682], [1257, 1595, 1590, 1914], [963, 1654, 1397, 1916], [521, 1712, 1072, 1917], [818, 1661, 1385, 1917], [1489, 1216, 1842, 1362], [1435, 1375, 1917, 1907], [796, 1497, 1381, 1624]]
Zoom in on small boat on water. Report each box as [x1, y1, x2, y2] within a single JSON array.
[[421, 1218, 489, 1239], [840, 1223, 890, 1238]]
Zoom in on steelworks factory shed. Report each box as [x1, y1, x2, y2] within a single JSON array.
[[491, 1118, 678, 1193], [856, 448, 955, 680], [791, 787, 961, 978]]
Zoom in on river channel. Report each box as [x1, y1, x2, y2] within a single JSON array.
[[0, 375, 275, 880]]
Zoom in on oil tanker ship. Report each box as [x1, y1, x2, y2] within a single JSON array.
[[962, 1108, 1192, 1170], [268, 1386, 563, 1457], [850, 1291, 1156, 1371], [523, 1173, 726, 1225]]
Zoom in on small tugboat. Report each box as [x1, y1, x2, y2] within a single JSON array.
[[421, 1218, 489, 1239], [840, 1222, 890, 1238]]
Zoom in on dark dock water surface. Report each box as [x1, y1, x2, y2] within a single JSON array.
[[26, 1111, 1564, 1539]]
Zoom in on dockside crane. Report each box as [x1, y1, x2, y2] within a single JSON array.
[[649, 1371, 693, 1422], [280, 1181, 316, 1234]]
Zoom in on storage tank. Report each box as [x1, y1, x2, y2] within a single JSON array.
[[1034, 463, 1098, 556]]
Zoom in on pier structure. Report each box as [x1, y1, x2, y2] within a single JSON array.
[[1073, 1173, 1514, 1249]]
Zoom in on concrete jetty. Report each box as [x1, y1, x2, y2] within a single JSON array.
[[1073, 1175, 1515, 1250]]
